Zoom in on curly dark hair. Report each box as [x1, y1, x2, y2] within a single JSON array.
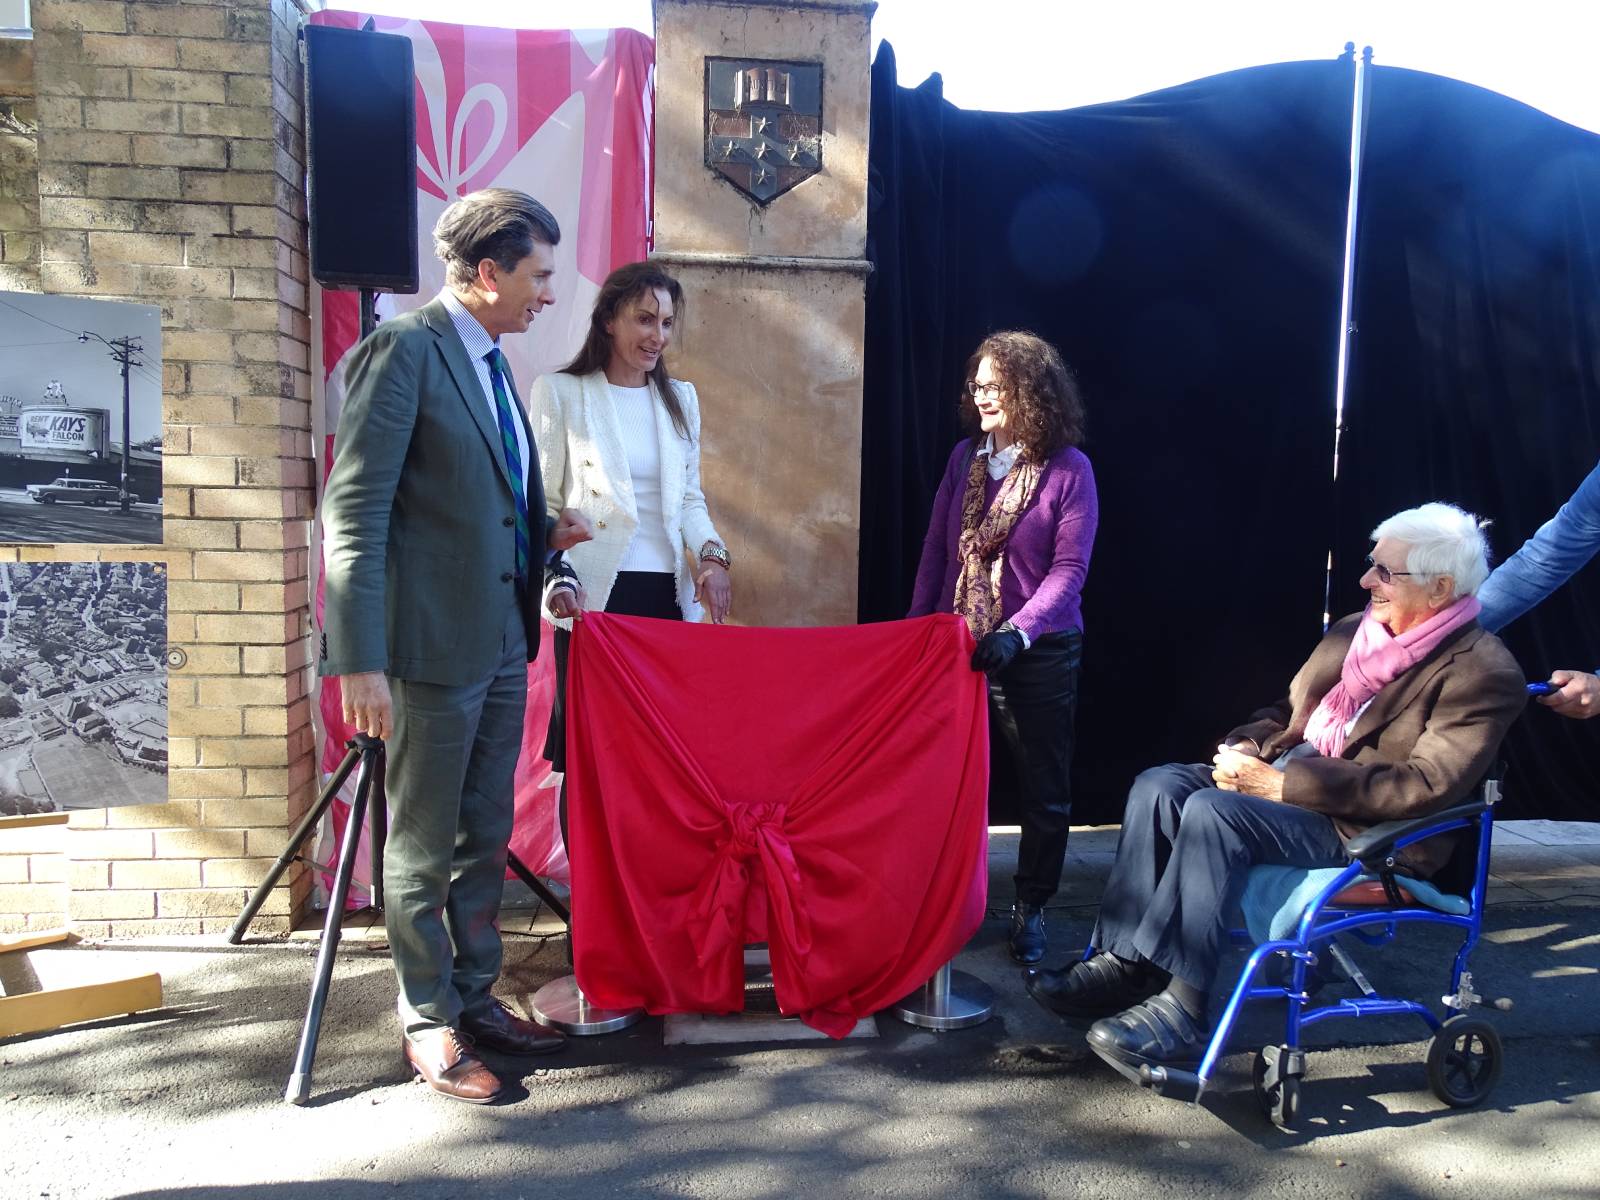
[[960, 330, 1086, 457]]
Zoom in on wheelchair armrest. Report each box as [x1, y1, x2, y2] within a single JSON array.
[[1345, 799, 1490, 868]]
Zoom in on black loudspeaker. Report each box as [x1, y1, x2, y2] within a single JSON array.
[[304, 25, 419, 293]]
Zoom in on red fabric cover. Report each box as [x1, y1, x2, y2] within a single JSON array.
[[566, 612, 989, 1037]]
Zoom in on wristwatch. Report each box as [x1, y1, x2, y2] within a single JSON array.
[[698, 540, 731, 570]]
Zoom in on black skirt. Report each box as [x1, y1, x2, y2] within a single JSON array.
[[543, 570, 682, 772]]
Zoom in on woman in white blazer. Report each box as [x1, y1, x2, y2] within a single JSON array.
[[532, 261, 732, 772]]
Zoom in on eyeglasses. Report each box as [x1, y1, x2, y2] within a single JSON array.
[[1365, 554, 1415, 584], [966, 381, 1003, 402]]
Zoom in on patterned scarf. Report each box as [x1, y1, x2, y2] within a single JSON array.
[[953, 441, 1041, 639]]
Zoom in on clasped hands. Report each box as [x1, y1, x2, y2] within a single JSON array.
[[1210, 740, 1284, 802]]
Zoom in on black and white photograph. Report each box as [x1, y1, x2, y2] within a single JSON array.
[[0, 561, 168, 815], [0, 291, 163, 544]]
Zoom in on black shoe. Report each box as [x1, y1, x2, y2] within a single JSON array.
[[459, 997, 567, 1056], [1008, 903, 1046, 964], [1025, 951, 1163, 1020], [1086, 991, 1210, 1082]]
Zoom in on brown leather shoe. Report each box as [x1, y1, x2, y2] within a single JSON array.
[[404, 1028, 505, 1103], [460, 997, 567, 1056]]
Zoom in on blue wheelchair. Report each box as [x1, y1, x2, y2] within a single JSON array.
[[1136, 776, 1505, 1130]]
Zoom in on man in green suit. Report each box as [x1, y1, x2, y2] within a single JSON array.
[[321, 188, 590, 1103]]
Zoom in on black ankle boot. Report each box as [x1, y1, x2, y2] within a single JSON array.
[[1009, 902, 1046, 964]]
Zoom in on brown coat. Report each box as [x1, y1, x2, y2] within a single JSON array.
[[1226, 613, 1526, 875]]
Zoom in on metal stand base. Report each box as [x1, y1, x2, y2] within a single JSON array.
[[530, 974, 643, 1035], [889, 963, 994, 1031]]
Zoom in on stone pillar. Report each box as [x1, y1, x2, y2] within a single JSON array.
[[7, 0, 317, 936], [652, 0, 875, 627]]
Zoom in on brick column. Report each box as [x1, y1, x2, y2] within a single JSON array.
[[0, 27, 58, 936], [20, 0, 316, 936], [0, 28, 38, 293]]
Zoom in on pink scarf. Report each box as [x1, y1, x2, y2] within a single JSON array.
[[1303, 595, 1482, 757]]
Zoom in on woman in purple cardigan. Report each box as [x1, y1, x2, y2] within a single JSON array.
[[908, 330, 1099, 965]]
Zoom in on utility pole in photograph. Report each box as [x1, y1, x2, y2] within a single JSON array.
[[78, 331, 144, 514]]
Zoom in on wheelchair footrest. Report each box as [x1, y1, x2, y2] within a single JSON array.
[[1138, 1064, 1205, 1102]]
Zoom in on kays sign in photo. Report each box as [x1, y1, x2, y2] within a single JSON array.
[[21, 408, 109, 455]]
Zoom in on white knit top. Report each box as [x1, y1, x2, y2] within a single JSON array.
[[611, 383, 679, 573]]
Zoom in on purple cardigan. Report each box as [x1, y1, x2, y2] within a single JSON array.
[[907, 441, 1098, 640]]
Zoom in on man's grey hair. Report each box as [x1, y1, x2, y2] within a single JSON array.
[[433, 188, 561, 289], [1371, 502, 1492, 598]]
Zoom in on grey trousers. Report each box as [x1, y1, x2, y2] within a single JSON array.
[[1093, 762, 1347, 990], [384, 601, 528, 1040]]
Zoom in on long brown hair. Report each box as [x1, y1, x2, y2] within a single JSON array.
[[563, 261, 690, 439], [961, 330, 1086, 458]]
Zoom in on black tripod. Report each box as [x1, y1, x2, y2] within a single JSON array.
[[230, 735, 571, 1105]]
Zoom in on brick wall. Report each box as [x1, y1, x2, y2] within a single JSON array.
[[0, 0, 317, 938], [0, 818, 68, 934]]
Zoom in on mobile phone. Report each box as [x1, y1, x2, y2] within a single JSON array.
[[1527, 680, 1560, 696]]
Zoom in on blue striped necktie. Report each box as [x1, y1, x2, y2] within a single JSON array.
[[484, 347, 531, 582]]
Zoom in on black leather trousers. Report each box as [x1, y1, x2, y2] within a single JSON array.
[[987, 628, 1083, 906]]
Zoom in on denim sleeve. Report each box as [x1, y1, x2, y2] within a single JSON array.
[[1477, 459, 1600, 632]]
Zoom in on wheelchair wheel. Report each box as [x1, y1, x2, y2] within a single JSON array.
[[1252, 1046, 1302, 1130], [1426, 1015, 1503, 1108]]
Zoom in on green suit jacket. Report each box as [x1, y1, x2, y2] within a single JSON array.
[[319, 298, 552, 686]]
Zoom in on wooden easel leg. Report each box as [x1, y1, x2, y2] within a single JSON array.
[[0, 931, 164, 1040]]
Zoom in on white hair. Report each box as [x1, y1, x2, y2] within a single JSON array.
[[1370, 502, 1492, 598]]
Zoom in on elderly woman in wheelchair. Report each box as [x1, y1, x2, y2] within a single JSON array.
[[1027, 502, 1525, 1112]]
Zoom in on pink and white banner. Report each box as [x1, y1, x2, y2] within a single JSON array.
[[310, 13, 654, 895]]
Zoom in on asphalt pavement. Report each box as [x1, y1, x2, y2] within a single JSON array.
[[0, 488, 162, 545], [3, 828, 1598, 1199]]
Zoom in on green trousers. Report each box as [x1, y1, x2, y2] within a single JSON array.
[[384, 602, 528, 1040]]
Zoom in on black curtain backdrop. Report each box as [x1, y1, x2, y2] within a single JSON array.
[[863, 45, 1600, 823]]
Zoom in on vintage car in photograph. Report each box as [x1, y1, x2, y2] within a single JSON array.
[[25, 478, 136, 505]]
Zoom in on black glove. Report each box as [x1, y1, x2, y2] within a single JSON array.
[[971, 628, 1025, 674]]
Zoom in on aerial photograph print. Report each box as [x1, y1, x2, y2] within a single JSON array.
[[0, 560, 168, 815]]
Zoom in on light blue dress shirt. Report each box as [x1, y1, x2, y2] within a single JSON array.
[[437, 288, 530, 496]]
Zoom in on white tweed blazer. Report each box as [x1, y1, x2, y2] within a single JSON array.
[[531, 369, 722, 627]]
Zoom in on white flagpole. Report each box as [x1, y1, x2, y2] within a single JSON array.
[[1325, 43, 1375, 631]]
